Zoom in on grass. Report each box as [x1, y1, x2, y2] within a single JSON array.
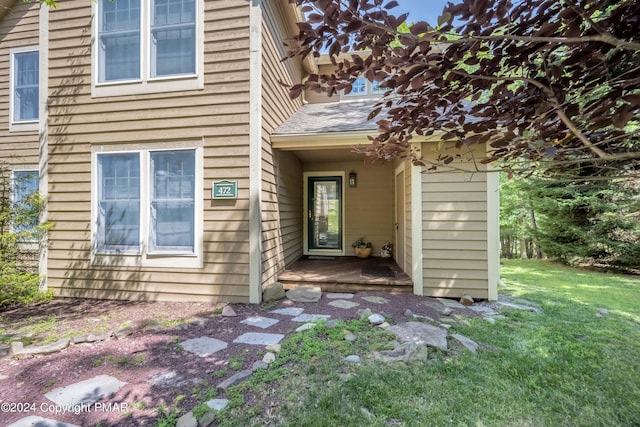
[[219, 259, 640, 426]]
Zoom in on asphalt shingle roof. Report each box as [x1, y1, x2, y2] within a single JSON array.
[[273, 99, 381, 135]]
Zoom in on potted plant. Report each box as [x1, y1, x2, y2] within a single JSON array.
[[352, 237, 372, 259]]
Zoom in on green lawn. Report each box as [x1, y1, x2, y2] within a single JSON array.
[[211, 260, 640, 427]]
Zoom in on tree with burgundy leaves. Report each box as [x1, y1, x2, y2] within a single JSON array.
[[285, 0, 640, 178]]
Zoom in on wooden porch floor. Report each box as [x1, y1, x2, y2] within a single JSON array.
[[278, 256, 413, 293]]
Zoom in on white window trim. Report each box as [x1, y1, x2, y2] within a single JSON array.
[[9, 46, 39, 132], [91, 0, 204, 98], [341, 77, 386, 101], [91, 141, 203, 269]]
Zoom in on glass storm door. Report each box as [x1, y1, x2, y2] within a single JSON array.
[[308, 176, 342, 251]]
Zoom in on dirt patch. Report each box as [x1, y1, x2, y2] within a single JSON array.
[[0, 292, 473, 426]]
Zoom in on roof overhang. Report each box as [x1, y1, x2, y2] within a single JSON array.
[[271, 130, 444, 151]]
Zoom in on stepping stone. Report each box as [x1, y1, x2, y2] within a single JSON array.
[[329, 299, 360, 309], [240, 316, 279, 329], [180, 337, 228, 357], [388, 321, 449, 351], [8, 416, 81, 427], [451, 333, 479, 353], [148, 370, 202, 388], [11, 338, 70, 357], [436, 298, 466, 309], [326, 292, 354, 299], [206, 398, 229, 411], [362, 296, 389, 304], [468, 306, 498, 316], [270, 307, 305, 316], [233, 332, 284, 346], [291, 313, 331, 322], [422, 299, 447, 314], [44, 375, 127, 407], [286, 286, 322, 302], [295, 323, 316, 332]]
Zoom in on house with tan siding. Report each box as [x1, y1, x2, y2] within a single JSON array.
[[0, 0, 499, 304]]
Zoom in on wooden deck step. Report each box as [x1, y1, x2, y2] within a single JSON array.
[[280, 281, 413, 294]]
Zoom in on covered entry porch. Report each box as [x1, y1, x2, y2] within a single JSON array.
[[278, 256, 412, 293]]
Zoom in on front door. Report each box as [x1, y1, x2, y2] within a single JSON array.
[[307, 176, 343, 252]]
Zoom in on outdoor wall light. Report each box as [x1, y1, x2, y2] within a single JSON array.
[[349, 171, 357, 188]]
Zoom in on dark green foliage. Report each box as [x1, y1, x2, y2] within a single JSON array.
[[502, 170, 640, 269], [0, 162, 52, 307]]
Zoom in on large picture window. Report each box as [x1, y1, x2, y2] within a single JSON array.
[[97, 0, 196, 84], [95, 149, 196, 256], [11, 50, 39, 123]]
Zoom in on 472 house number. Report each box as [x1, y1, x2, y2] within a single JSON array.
[[212, 180, 238, 199]]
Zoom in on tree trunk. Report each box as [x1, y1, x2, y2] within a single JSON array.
[[529, 203, 543, 259]]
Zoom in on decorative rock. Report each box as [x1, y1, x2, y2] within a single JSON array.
[[270, 307, 305, 317], [329, 300, 360, 309], [233, 333, 284, 346], [388, 322, 448, 351], [240, 316, 279, 329], [176, 411, 198, 427], [362, 296, 389, 304], [357, 308, 373, 320], [114, 325, 135, 339], [460, 294, 474, 306], [262, 352, 276, 363], [368, 314, 386, 325], [376, 341, 430, 363], [291, 313, 330, 322], [252, 360, 269, 371], [181, 337, 228, 357], [295, 323, 316, 332], [198, 412, 216, 427], [265, 344, 281, 353], [286, 286, 322, 303], [595, 313, 603, 318], [596, 307, 609, 315], [72, 334, 110, 344], [404, 309, 414, 318], [345, 355, 361, 363], [190, 319, 207, 327], [45, 375, 127, 407], [263, 281, 286, 302], [378, 322, 391, 329], [206, 398, 229, 411], [325, 320, 340, 328], [221, 305, 237, 317], [217, 370, 252, 392], [437, 298, 466, 309], [11, 338, 71, 357], [451, 333, 479, 353], [441, 307, 454, 316], [0, 344, 10, 357], [326, 292, 354, 299], [344, 333, 357, 341], [468, 306, 497, 316]]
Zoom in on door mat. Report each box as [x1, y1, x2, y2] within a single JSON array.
[[361, 265, 395, 278]]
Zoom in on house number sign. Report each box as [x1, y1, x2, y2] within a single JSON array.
[[212, 180, 238, 199]]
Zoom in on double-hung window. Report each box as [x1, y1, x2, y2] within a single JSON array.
[[96, 149, 197, 258], [96, 0, 199, 93], [343, 77, 387, 99], [11, 49, 39, 124]]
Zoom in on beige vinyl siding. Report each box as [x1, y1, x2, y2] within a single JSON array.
[[305, 160, 393, 255], [421, 143, 491, 299], [47, 0, 252, 302], [404, 160, 412, 276], [0, 0, 39, 164], [260, 0, 304, 287]]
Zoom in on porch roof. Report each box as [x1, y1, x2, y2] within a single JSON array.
[[273, 99, 381, 135]]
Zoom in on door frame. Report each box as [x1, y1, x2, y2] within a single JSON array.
[[394, 164, 407, 272], [303, 171, 345, 256]]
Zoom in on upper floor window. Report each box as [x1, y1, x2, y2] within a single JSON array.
[[94, 0, 202, 97], [11, 49, 39, 124], [343, 77, 386, 99]]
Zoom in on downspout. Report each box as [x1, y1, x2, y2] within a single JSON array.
[[249, 0, 263, 303], [38, 2, 49, 288]]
